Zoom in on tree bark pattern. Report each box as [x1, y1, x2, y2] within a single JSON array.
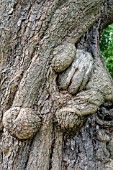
[[0, 0, 113, 169]]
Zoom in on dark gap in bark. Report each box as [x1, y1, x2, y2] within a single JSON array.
[[75, 19, 101, 58], [49, 122, 56, 170], [0, 132, 3, 165], [103, 101, 113, 110], [97, 105, 113, 122]]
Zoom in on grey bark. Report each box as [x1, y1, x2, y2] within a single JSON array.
[[0, 0, 113, 169]]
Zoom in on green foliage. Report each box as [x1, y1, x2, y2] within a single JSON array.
[[100, 24, 113, 78]]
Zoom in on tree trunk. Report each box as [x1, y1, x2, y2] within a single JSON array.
[[1, 0, 113, 169]]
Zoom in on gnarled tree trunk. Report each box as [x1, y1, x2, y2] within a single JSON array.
[[1, 0, 113, 169]]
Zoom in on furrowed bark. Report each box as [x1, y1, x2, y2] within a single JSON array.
[[0, 0, 113, 170]]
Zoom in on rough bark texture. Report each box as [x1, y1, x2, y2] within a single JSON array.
[[0, 0, 113, 169]]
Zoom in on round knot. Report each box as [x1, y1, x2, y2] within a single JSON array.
[[55, 107, 86, 132], [3, 107, 41, 139], [52, 43, 76, 73]]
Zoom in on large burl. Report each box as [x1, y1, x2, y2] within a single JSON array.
[[2, 42, 113, 139], [52, 43, 113, 131], [3, 107, 41, 139]]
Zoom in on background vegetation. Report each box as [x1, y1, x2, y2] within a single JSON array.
[[100, 24, 113, 78]]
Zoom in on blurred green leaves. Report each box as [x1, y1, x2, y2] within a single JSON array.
[[100, 24, 113, 78]]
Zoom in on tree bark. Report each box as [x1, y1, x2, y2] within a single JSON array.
[[1, 0, 113, 169]]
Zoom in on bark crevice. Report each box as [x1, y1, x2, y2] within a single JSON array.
[[1, 0, 113, 169]]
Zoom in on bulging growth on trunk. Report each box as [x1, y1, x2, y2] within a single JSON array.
[[0, 0, 113, 170]]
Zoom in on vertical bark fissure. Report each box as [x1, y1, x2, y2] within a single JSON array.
[[1, 0, 113, 170], [49, 123, 55, 170], [23, 137, 36, 170]]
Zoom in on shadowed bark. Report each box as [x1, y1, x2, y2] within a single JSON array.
[[0, 0, 113, 169]]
